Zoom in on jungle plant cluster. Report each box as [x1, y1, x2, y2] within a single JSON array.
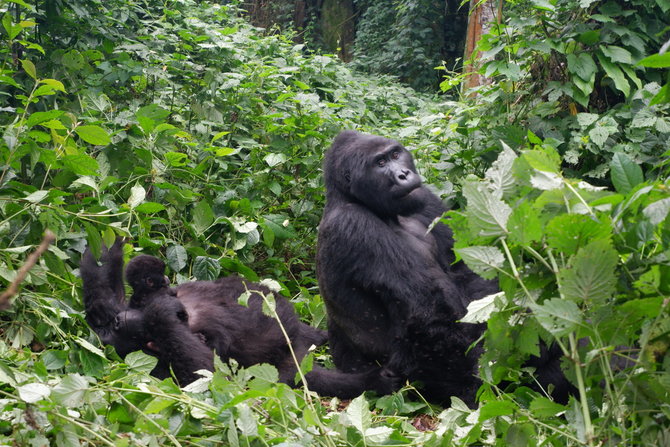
[[0, 0, 667, 446]]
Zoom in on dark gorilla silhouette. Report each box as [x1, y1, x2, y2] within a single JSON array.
[[317, 130, 568, 405], [80, 239, 398, 397], [125, 255, 173, 309]]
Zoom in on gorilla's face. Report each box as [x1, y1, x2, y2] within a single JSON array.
[[349, 136, 423, 217]]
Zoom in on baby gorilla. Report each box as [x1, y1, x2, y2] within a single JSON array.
[[125, 255, 173, 309]]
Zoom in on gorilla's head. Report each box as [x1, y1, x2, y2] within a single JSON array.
[[324, 130, 423, 217], [125, 255, 169, 294]]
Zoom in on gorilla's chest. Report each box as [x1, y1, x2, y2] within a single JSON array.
[[394, 216, 438, 261]]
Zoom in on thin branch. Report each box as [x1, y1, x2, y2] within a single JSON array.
[[0, 230, 56, 310]]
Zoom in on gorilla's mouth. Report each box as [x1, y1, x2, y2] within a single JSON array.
[[393, 182, 421, 199]]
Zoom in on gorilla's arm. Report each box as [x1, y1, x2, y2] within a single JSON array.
[[79, 239, 128, 345]]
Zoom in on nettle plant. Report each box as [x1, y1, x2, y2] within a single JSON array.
[[447, 136, 670, 444]]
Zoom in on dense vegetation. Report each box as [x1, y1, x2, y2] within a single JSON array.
[[0, 0, 668, 445]]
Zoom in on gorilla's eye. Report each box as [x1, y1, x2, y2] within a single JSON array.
[[391, 151, 400, 160], [377, 158, 386, 167]]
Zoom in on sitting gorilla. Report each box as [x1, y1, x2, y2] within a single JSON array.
[[317, 130, 569, 405], [80, 239, 398, 398]]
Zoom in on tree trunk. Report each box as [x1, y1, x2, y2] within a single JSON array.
[[463, 0, 499, 90]]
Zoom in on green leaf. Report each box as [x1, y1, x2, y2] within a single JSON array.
[[51, 374, 90, 407], [127, 184, 146, 209], [643, 198, 670, 225], [610, 152, 643, 194], [601, 45, 632, 64], [485, 144, 517, 198], [125, 351, 158, 373], [167, 245, 188, 271], [546, 214, 612, 254], [17, 383, 51, 403], [479, 400, 516, 421], [597, 53, 630, 96], [462, 181, 511, 237], [236, 404, 258, 436], [531, 298, 583, 337], [193, 256, 220, 281], [522, 148, 561, 173], [529, 397, 566, 417], [638, 52, 670, 68], [455, 246, 505, 280], [508, 202, 542, 245], [461, 292, 503, 323], [344, 395, 372, 434], [84, 225, 103, 260], [192, 200, 214, 235], [20, 59, 36, 79], [567, 53, 597, 81], [75, 125, 111, 146], [25, 110, 64, 128], [559, 239, 618, 304], [134, 202, 165, 213], [40, 78, 66, 92], [61, 154, 100, 176]]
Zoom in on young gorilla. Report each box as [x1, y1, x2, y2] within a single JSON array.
[[125, 255, 173, 309], [81, 240, 398, 397], [317, 130, 569, 405]]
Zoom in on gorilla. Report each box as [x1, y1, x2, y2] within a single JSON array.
[[80, 239, 398, 398], [316, 130, 568, 405]]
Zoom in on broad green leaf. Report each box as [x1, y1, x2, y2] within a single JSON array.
[[485, 144, 517, 198], [461, 292, 503, 323], [236, 404, 258, 436], [462, 181, 511, 237], [85, 224, 103, 260], [193, 256, 220, 281], [62, 154, 100, 176], [17, 383, 50, 403], [75, 125, 111, 146], [576, 113, 599, 128], [264, 153, 287, 167], [530, 397, 566, 417], [643, 197, 670, 225], [601, 45, 632, 64], [263, 215, 296, 240], [567, 53, 597, 81], [597, 53, 630, 96], [479, 400, 516, 421], [192, 200, 214, 235], [125, 351, 158, 373], [40, 78, 66, 92], [24, 190, 48, 203], [508, 202, 542, 245], [25, 110, 64, 128], [134, 202, 165, 213], [546, 214, 612, 254], [558, 239, 618, 303], [530, 170, 563, 190], [589, 123, 617, 147], [167, 245, 188, 271], [638, 52, 670, 68], [610, 152, 643, 194], [531, 298, 584, 336], [455, 246, 505, 280], [21, 59, 36, 79], [165, 151, 188, 167], [344, 395, 372, 434], [127, 184, 146, 209], [144, 398, 174, 414], [51, 374, 90, 407], [522, 148, 561, 173]]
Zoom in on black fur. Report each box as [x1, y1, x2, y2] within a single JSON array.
[[125, 255, 172, 309], [80, 241, 398, 397], [317, 131, 568, 405]]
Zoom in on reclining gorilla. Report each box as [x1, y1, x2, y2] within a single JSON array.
[[80, 239, 398, 398], [317, 130, 570, 406]]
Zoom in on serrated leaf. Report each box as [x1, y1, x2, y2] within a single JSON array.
[[461, 292, 503, 323], [462, 181, 511, 237], [263, 153, 287, 167], [479, 400, 516, 421], [167, 245, 188, 271], [127, 184, 146, 209], [344, 395, 372, 433], [192, 200, 214, 235], [18, 383, 51, 403], [530, 170, 563, 190], [61, 154, 100, 176], [51, 374, 90, 407], [522, 149, 561, 173], [643, 198, 670, 225], [559, 239, 618, 304], [485, 144, 517, 198], [193, 256, 220, 281], [125, 351, 158, 373], [508, 202, 542, 245], [75, 125, 111, 146], [546, 214, 612, 254], [531, 298, 583, 337], [236, 404, 258, 436], [455, 246, 504, 280], [610, 152, 643, 194], [530, 397, 566, 417], [576, 113, 599, 128]]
